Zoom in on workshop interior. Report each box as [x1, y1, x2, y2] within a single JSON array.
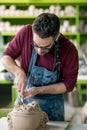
[[0, 0, 87, 130]]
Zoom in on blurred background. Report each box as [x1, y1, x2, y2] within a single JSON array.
[[0, 0, 87, 122]]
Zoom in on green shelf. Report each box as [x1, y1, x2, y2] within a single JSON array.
[[80, 16, 87, 19], [80, 33, 87, 35], [0, 16, 36, 19], [59, 16, 77, 19], [0, 108, 12, 117], [0, 0, 29, 3], [1, 32, 79, 37], [77, 79, 87, 84], [11, 85, 18, 106], [28, 0, 87, 5], [0, 16, 78, 19], [0, 0, 86, 6], [64, 33, 79, 36], [0, 80, 12, 84], [1, 32, 16, 36], [77, 78, 87, 106]]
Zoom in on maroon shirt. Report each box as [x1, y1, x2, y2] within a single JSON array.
[[3, 24, 79, 92]]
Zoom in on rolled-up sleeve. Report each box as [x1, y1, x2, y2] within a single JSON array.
[[62, 45, 79, 92]]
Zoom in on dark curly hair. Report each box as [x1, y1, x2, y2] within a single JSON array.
[[32, 13, 60, 38]]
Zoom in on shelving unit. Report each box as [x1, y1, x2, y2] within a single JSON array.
[[77, 76, 87, 106], [0, 79, 13, 108], [0, 1, 86, 48], [0, 0, 87, 107], [79, 5, 87, 47]]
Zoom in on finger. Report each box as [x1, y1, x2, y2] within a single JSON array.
[[21, 79, 27, 93], [20, 83, 25, 94], [24, 94, 32, 100], [14, 78, 21, 91], [22, 90, 29, 97]]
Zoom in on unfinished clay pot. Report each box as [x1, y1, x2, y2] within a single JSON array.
[[7, 101, 48, 130]]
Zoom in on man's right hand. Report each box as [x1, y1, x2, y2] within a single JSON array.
[[1, 55, 27, 97], [14, 68, 27, 97]]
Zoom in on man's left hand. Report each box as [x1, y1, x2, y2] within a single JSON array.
[[23, 87, 39, 100]]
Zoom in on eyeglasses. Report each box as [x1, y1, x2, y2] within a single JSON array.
[[32, 39, 55, 51]]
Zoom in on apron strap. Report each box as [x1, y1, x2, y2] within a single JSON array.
[[27, 48, 37, 78], [54, 34, 62, 79]]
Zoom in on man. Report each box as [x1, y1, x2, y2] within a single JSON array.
[[1, 13, 79, 121]]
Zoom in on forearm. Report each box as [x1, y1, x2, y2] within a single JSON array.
[[1, 55, 27, 93], [1, 55, 22, 76], [23, 82, 67, 100], [38, 82, 67, 94]]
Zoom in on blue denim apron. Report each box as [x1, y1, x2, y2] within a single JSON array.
[[18, 37, 64, 121]]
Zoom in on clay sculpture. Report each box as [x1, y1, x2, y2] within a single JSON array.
[[7, 101, 49, 130]]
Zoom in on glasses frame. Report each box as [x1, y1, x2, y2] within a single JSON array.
[[32, 39, 55, 51]]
